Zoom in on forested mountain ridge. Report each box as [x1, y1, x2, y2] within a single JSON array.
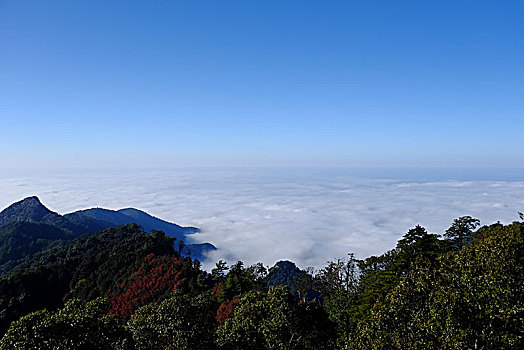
[[0, 197, 215, 272], [0, 197, 521, 349], [66, 207, 199, 238], [0, 197, 109, 274], [67, 206, 214, 260], [0, 221, 77, 274]]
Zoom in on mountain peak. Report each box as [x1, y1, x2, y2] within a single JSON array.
[[21, 196, 42, 205], [10, 196, 45, 208], [0, 196, 54, 227]]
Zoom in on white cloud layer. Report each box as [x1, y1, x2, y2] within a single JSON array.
[[1, 168, 523, 270]]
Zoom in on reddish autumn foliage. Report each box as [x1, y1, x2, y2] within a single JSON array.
[[109, 253, 190, 318], [216, 298, 239, 326], [213, 283, 222, 298]]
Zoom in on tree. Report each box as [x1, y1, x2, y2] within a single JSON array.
[[109, 253, 192, 319], [216, 286, 336, 349], [350, 221, 524, 349], [178, 240, 186, 256], [0, 224, 177, 335], [444, 216, 480, 249], [324, 288, 359, 346], [350, 226, 440, 330], [128, 292, 216, 350], [216, 299, 240, 326], [395, 225, 441, 273], [293, 268, 315, 302], [315, 253, 360, 297], [0, 298, 131, 350], [211, 260, 229, 281], [431, 221, 523, 349], [218, 261, 265, 303]]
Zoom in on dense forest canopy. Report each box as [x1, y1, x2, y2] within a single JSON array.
[[0, 198, 521, 349]]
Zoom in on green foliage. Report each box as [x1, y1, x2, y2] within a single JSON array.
[[395, 225, 441, 270], [0, 222, 75, 274], [128, 292, 216, 350], [218, 261, 266, 303], [316, 253, 359, 297], [212, 260, 229, 281], [350, 221, 524, 349], [444, 215, 481, 249], [216, 286, 336, 349], [0, 298, 130, 350], [0, 213, 520, 349], [0, 224, 177, 334], [349, 261, 441, 349], [324, 289, 358, 344], [431, 221, 523, 348]]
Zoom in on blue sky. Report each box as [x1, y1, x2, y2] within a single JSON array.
[[1, 0, 523, 168]]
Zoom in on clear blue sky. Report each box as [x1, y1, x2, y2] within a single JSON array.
[[1, 1, 523, 168]]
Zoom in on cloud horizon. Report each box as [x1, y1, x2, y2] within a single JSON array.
[[1, 168, 523, 271]]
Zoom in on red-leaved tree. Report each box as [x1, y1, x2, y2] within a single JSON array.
[[109, 253, 190, 318], [216, 298, 239, 326]]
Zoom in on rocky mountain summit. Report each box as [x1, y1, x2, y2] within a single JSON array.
[[0, 196, 55, 226]]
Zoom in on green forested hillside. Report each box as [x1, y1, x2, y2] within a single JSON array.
[[0, 216, 521, 349], [0, 221, 76, 274], [0, 224, 200, 334]]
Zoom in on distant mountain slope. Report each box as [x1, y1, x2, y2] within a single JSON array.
[[68, 207, 199, 240], [64, 208, 136, 230], [118, 208, 199, 235], [0, 197, 107, 235], [264, 260, 302, 287], [264, 260, 320, 301], [68, 207, 214, 260], [116, 208, 213, 259], [186, 242, 217, 262]]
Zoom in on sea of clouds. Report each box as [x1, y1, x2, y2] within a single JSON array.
[[1, 167, 523, 270]]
